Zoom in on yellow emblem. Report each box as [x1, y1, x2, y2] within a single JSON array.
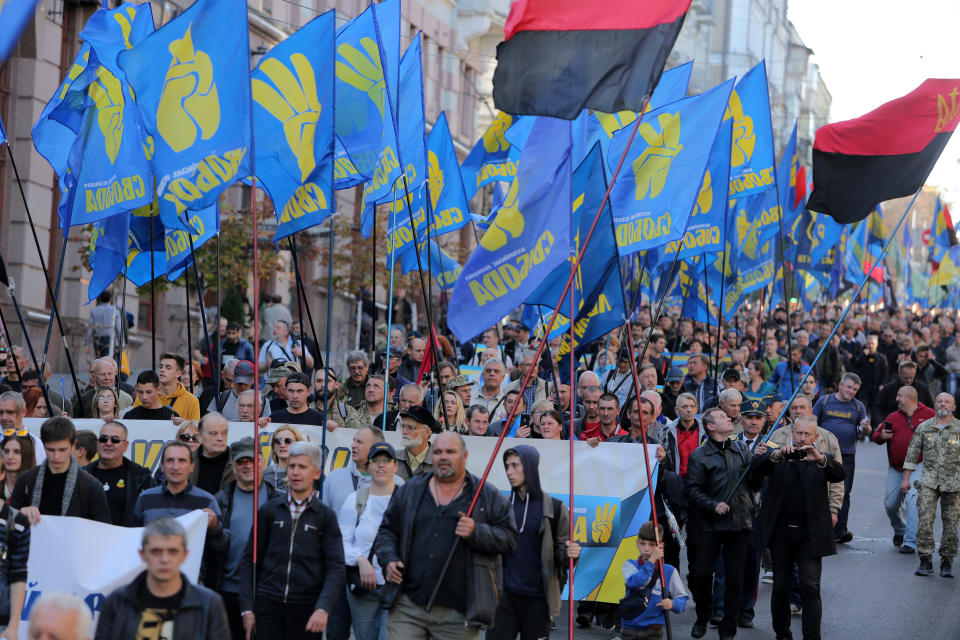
[[158, 24, 220, 152], [632, 112, 682, 201], [88, 68, 125, 163], [482, 111, 512, 153], [335, 37, 385, 118], [479, 178, 523, 252], [724, 89, 755, 168], [427, 150, 443, 210]]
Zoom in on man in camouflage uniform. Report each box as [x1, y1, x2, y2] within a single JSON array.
[[312, 367, 363, 431], [902, 392, 960, 577], [354, 374, 397, 428]]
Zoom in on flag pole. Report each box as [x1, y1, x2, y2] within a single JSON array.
[[381, 208, 399, 429], [319, 216, 335, 491], [291, 234, 306, 371], [371, 216, 377, 353], [38, 242, 67, 379], [250, 178, 261, 565], [3, 277, 52, 412], [288, 238, 324, 371], [723, 187, 923, 502], [150, 213, 157, 371], [188, 235, 219, 411], [426, 97, 653, 612], [4, 144, 83, 407], [215, 233, 221, 392], [184, 265, 194, 395], [567, 243, 578, 640]]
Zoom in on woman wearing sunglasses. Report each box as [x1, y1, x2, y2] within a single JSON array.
[[1, 435, 36, 502], [264, 425, 303, 491], [154, 421, 202, 486]]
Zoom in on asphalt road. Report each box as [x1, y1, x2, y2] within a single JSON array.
[[549, 439, 960, 639]]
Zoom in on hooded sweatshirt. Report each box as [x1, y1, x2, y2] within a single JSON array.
[[131, 382, 201, 420], [502, 445, 545, 598]]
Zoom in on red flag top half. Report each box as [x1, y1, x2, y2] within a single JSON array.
[[492, 0, 692, 119], [808, 79, 960, 224]]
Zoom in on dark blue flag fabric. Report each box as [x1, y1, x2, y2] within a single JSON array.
[[88, 213, 130, 302], [164, 204, 219, 277], [459, 112, 529, 200], [0, 0, 40, 64], [399, 234, 462, 292], [662, 119, 732, 260], [608, 78, 733, 256], [726, 60, 776, 199], [252, 10, 336, 243], [125, 204, 168, 286], [118, 0, 252, 232], [0, 114, 6, 146], [448, 116, 572, 342], [333, 0, 400, 189]]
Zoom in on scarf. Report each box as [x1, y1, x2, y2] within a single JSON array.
[[31, 458, 79, 516]]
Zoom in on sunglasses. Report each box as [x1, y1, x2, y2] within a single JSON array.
[[98, 435, 125, 444], [273, 437, 295, 446], [2, 429, 28, 437], [178, 434, 200, 443]]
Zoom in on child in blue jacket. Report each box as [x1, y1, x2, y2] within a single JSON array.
[[621, 521, 689, 639]]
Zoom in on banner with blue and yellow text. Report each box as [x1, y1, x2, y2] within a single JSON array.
[[726, 61, 775, 199]]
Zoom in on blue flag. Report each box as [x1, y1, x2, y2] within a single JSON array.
[[399, 234, 462, 292], [118, 0, 252, 232], [793, 209, 843, 273], [726, 61, 776, 199], [251, 10, 336, 243], [459, 112, 528, 200], [608, 78, 734, 256], [125, 204, 168, 286], [384, 112, 470, 261], [333, 0, 400, 189], [448, 117, 572, 342], [662, 119, 732, 260], [80, 2, 155, 78], [593, 60, 693, 138], [88, 212, 130, 301], [0, 0, 40, 64], [164, 204, 219, 277], [0, 115, 6, 146]]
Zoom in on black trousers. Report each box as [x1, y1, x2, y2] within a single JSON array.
[[220, 591, 244, 640], [688, 528, 750, 637], [255, 597, 323, 640], [834, 454, 856, 537], [486, 592, 551, 640], [770, 525, 823, 640]]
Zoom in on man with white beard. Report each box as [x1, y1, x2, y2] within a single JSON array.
[[394, 406, 441, 480]]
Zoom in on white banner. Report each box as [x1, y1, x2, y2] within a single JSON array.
[[17, 509, 207, 638], [22, 418, 657, 602]]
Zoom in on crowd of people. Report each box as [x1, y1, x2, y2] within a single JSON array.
[[3, 299, 960, 639]]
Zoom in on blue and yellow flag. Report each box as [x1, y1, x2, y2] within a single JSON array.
[[592, 60, 693, 139], [118, 0, 252, 232], [383, 112, 470, 262], [459, 111, 527, 200], [0, 114, 6, 147], [930, 196, 956, 267], [164, 204, 219, 278], [662, 119, 732, 260], [793, 208, 843, 273], [333, 0, 399, 189], [125, 203, 168, 286], [252, 10, 335, 243], [726, 61, 775, 199], [399, 234, 462, 292], [448, 116, 572, 342], [0, 0, 40, 64], [844, 207, 886, 285], [88, 212, 130, 302], [607, 78, 734, 256]]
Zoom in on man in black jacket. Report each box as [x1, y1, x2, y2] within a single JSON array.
[[876, 361, 934, 420], [95, 518, 230, 639], [750, 416, 846, 640], [83, 420, 155, 526], [685, 407, 761, 640], [239, 441, 345, 639], [375, 431, 518, 638], [11, 417, 110, 525]]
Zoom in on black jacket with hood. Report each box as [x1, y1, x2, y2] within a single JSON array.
[[502, 445, 574, 619]]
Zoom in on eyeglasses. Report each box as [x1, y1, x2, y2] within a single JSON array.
[[234, 457, 255, 466], [2, 429, 28, 437], [98, 435, 125, 444], [273, 437, 295, 446], [178, 434, 200, 443]]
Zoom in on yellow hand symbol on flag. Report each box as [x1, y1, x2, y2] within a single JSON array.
[[632, 112, 683, 201], [253, 54, 322, 182], [88, 68, 125, 163], [738, 213, 759, 260], [482, 112, 512, 153], [158, 24, 220, 153], [694, 169, 712, 216], [335, 38, 386, 118], [591, 502, 617, 544], [427, 150, 444, 210], [479, 180, 523, 251], [113, 6, 139, 50], [724, 90, 755, 168]]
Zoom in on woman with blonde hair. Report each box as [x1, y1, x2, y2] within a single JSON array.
[[434, 390, 466, 433], [91, 387, 121, 420], [529, 399, 555, 438], [265, 425, 304, 490]]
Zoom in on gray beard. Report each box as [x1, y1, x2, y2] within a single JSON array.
[[937, 408, 952, 418]]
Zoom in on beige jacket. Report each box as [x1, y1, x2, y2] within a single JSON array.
[[767, 424, 844, 514]]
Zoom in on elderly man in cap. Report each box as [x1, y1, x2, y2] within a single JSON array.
[[209, 360, 270, 420], [340, 351, 370, 409], [395, 406, 440, 480], [661, 365, 685, 421]]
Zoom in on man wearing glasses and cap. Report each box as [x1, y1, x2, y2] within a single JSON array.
[[83, 420, 155, 526], [208, 360, 271, 421]]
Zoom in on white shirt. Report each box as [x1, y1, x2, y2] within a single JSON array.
[[338, 492, 393, 585]]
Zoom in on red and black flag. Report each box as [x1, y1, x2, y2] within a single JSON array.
[[492, 0, 692, 119], [808, 79, 960, 224]]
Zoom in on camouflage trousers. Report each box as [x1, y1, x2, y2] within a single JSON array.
[[916, 486, 960, 559]]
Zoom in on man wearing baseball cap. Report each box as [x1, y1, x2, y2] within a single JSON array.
[[271, 372, 326, 426], [447, 375, 473, 409], [661, 366, 685, 421], [395, 406, 441, 480], [208, 360, 272, 420]]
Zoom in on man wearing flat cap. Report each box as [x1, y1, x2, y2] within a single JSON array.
[[395, 406, 441, 480]]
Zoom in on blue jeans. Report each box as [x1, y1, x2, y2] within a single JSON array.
[[346, 587, 387, 640], [884, 463, 921, 548]]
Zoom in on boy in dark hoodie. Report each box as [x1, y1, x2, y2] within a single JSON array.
[[621, 521, 689, 639], [487, 445, 580, 640]]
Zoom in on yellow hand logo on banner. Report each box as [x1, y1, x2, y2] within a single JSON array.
[[738, 213, 759, 260], [479, 180, 523, 251], [482, 112, 512, 153], [591, 503, 617, 544], [253, 54, 322, 182], [427, 150, 444, 210], [632, 112, 682, 201], [114, 5, 139, 49], [335, 38, 386, 118], [157, 25, 220, 153], [595, 110, 637, 138], [694, 169, 713, 216], [724, 90, 755, 168], [59, 50, 90, 100], [89, 68, 125, 163]]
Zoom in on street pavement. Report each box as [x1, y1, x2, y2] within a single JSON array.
[[550, 437, 960, 639]]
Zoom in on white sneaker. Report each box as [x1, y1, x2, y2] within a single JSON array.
[[790, 603, 803, 615], [761, 571, 774, 584]]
